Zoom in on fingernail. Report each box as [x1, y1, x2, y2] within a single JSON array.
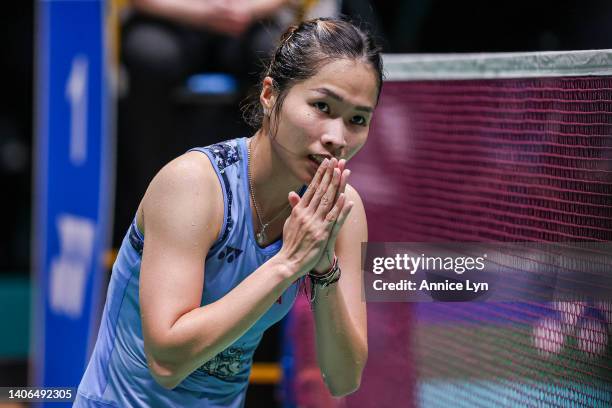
[[322, 158, 329, 166]]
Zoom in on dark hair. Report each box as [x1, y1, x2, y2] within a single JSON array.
[[241, 17, 384, 131]]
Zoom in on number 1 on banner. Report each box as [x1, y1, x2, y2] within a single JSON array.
[[65, 55, 88, 166]]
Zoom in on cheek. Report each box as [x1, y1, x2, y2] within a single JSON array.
[[345, 132, 369, 159], [282, 107, 319, 140]]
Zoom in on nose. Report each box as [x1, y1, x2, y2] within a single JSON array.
[[320, 118, 347, 157]]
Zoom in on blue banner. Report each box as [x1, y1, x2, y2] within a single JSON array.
[[33, 0, 112, 404]]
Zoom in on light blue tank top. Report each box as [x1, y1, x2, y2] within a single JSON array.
[[75, 137, 305, 407]]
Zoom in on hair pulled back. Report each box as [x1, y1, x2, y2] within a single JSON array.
[[242, 17, 384, 130]]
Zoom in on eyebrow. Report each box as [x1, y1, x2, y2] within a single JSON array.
[[311, 87, 374, 113]]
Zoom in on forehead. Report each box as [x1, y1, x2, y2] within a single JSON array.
[[292, 59, 379, 108]]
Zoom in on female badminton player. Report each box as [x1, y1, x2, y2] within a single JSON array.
[[74, 17, 383, 407]]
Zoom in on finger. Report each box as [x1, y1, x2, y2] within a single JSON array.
[[310, 158, 336, 210], [300, 158, 329, 207], [314, 161, 339, 214], [327, 208, 353, 248], [336, 169, 351, 200], [316, 167, 341, 217], [308, 158, 336, 211], [288, 191, 301, 208], [329, 199, 354, 237], [324, 192, 346, 227], [335, 159, 347, 198]]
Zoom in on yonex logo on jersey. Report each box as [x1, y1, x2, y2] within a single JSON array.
[[217, 246, 243, 263]]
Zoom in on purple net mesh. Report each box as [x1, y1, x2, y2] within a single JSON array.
[[288, 76, 612, 407]]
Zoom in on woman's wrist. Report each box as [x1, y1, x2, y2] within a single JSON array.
[[309, 256, 340, 283], [312, 251, 335, 275], [271, 252, 303, 282], [307, 256, 341, 308]]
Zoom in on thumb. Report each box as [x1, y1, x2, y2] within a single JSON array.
[[288, 191, 301, 208]]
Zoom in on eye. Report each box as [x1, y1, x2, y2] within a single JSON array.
[[313, 101, 330, 113], [350, 115, 367, 126]]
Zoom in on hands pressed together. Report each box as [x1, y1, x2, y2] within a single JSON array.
[[279, 158, 353, 279]]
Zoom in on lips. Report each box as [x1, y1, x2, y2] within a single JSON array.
[[308, 154, 332, 165]]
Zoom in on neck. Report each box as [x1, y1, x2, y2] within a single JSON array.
[[248, 129, 303, 220]]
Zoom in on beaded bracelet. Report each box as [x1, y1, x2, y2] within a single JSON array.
[[307, 256, 341, 308]]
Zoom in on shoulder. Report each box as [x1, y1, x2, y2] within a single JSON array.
[[340, 183, 367, 238], [345, 184, 365, 210], [198, 140, 243, 171], [140, 150, 224, 240], [145, 150, 221, 208]]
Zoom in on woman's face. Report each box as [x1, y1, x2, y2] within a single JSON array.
[[264, 58, 379, 183]]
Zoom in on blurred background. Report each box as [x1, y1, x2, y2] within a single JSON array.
[[2, 0, 612, 407]]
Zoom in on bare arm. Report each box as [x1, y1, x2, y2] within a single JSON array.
[[140, 154, 345, 389], [248, 0, 293, 20], [311, 184, 368, 397], [131, 0, 250, 35], [131, 0, 292, 35]]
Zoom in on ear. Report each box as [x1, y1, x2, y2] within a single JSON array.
[[259, 76, 276, 115]]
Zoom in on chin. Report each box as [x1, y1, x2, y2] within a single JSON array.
[[282, 156, 317, 186], [298, 169, 314, 184], [284, 159, 313, 184]]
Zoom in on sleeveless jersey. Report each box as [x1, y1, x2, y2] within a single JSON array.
[[74, 137, 305, 407]]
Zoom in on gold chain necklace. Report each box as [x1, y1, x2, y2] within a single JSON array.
[[247, 138, 290, 246]]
